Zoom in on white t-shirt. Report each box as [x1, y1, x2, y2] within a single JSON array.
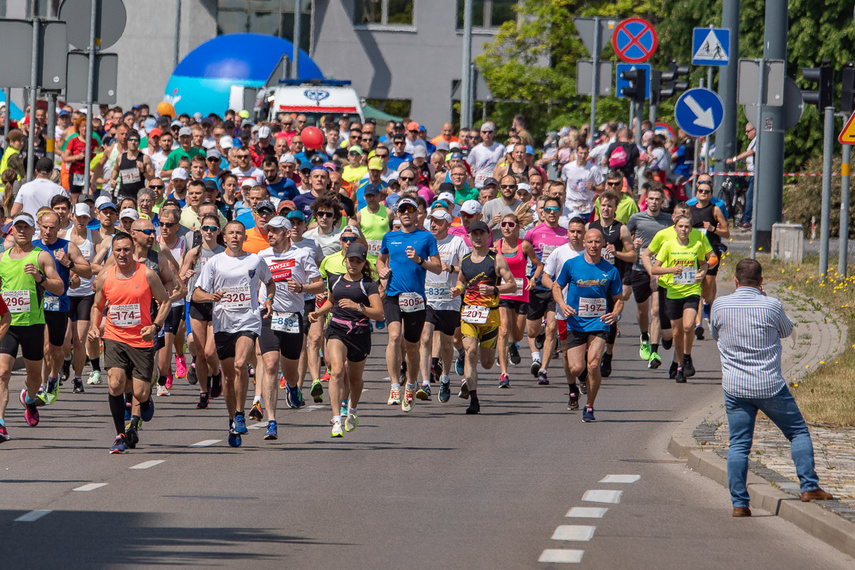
[[14, 178, 67, 216], [561, 160, 603, 212], [426, 233, 470, 311], [150, 150, 169, 177], [543, 243, 583, 321], [466, 142, 505, 188], [303, 226, 342, 258], [746, 138, 756, 172], [404, 138, 427, 155], [258, 245, 320, 314], [291, 237, 324, 266], [231, 166, 264, 187], [195, 252, 273, 334]]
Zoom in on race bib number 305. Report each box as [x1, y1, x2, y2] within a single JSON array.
[[461, 305, 490, 324], [3, 290, 30, 313], [220, 286, 252, 310], [577, 297, 607, 318], [110, 303, 141, 327], [398, 292, 425, 313], [270, 311, 301, 333]]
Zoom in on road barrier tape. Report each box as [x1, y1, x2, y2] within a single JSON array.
[[711, 171, 848, 177]]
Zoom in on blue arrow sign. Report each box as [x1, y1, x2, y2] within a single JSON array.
[[675, 88, 724, 137], [615, 63, 651, 99], [692, 28, 730, 66]]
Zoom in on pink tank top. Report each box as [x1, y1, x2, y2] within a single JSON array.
[[498, 240, 529, 302]]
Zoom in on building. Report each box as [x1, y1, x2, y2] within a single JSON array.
[[3, 0, 513, 132]]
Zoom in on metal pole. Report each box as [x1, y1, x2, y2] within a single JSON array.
[[819, 107, 834, 277], [26, 1, 40, 181], [291, 0, 302, 79], [460, 0, 473, 128], [648, 104, 656, 125], [589, 17, 600, 146], [634, 102, 642, 146], [173, 0, 182, 70], [3, 88, 11, 139], [628, 102, 633, 136], [83, 0, 97, 198], [706, 67, 713, 173], [715, 0, 739, 196], [749, 57, 765, 259], [45, 91, 56, 161], [839, 144, 851, 277]]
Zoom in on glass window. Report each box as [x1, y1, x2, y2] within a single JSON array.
[[217, 0, 312, 50], [217, 9, 249, 35], [490, 0, 515, 27], [457, 0, 515, 29], [355, 0, 382, 24], [355, 0, 413, 26], [249, 11, 281, 36], [386, 0, 414, 25]]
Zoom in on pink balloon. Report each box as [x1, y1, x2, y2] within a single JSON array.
[[301, 126, 324, 150]]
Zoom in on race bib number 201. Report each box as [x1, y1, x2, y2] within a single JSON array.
[[461, 305, 490, 324]]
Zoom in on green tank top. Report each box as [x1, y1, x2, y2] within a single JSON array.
[[0, 248, 45, 326], [359, 205, 389, 258]]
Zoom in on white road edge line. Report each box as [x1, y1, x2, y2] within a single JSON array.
[[551, 525, 596, 541], [599, 474, 641, 484], [566, 507, 608, 518], [73, 483, 107, 492], [582, 490, 623, 504], [130, 460, 165, 470], [14, 509, 52, 522], [189, 439, 221, 447], [539, 549, 584, 563]]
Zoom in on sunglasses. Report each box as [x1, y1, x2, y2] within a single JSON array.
[[206, 157, 218, 161], [201, 225, 219, 232], [408, 130, 419, 133], [132, 228, 154, 235], [398, 176, 415, 182], [149, 184, 164, 190], [697, 188, 712, 194], [544, 206, 560, 213], [341, 236, 357, 244], [500, 184, 516, 190], [461, 212, 477, 218], [501, 221, 516, 228], [394, 140, 405, 144], [316, 211, 335, 218], [398, 205, 417, 214], [128, 138, 140, 143], [349, 152, 361, 156], [606, 182, 620, 186], [161, 222, 177, 228]]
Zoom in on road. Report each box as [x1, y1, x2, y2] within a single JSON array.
[[1, 292, 853, 568]]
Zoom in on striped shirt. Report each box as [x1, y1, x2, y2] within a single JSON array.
[[709, 286, 793, 399]]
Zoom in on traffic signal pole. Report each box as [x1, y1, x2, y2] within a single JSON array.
[[714, 0, 739, 197]]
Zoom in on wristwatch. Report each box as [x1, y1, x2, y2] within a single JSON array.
[[358, 302, 365, 312]]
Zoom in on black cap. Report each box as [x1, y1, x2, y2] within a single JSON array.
[[35, 157, 54, 173], [203, 179, 219, 191], [482, 177, 499, 187], [393, 122, 405, 129], [392, 133, 406, 141], [468, 220, 490, 234], [346, 242, 368, 261], [363, 184, 381, 196], [438, 182, 454, 193]]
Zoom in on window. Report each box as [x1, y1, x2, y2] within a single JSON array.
[[216, 0, 312, 52], [354, 0, 414, 26], [457, 0, 516, 29]]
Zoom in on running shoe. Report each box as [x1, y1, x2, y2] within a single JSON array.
[[567, 392, 579, 411], [458, 379, 470, 399], [228, 428, 242, 447], [187, 361, 197, 385], [455, 354, 464, 376], [196, 393, 209, 409], [465, 396, 480, 415], [579, 378, 588, 394], [509, 342, 521, 365], [340, 401, 348, 418], [233, 413, 248, 434], [345, 411, 358, 432], [683, 354, 696, 377], [210, 371, 223, 398], [530, 358, 542, 377], [648, 352, 662, 369], [175, 355, 187, 379], [331, 419, 344, 438], [694, 325, 704, 341], [156, 384, 170, 396], [249, 401, 264, 421], [140, 397, 155, 422], [398, 361, 407, 385], [439, 381, 451, 403], [61, 359, 71, 384], [125, 427, 139, 449], [110, 434, 129, 454], [124, 397, 132, 422], [675, 366, 687, 383], [0, 425, 8, 443], [248, 364, 255, 377], [87, 370, 102, 385], [289, 385, 305, 409], [24, 401, 39, 427], [429, 360, 440, 384], [264, 420, 278, 440], [600, 353, 613, 378], [702, 303, 711, 320], [311, 379, 324, 403], [535, 332, 545, 350], [662, 337, 673, 350], [279, 374, 286, 390], [669, 361, 679, 379], [537, 370, 549, 386], [498, 374, 510, 389], [72, 378, 85, 394], [582, 406, 596, 422], [375, 319, 385, 330], [387, 385, 401, 405], [321, 369, 331, 383], [639, 338, 651, 361], [165, 375, 173, 390], [416, 383, 431, 400], [45, 377, 59, 405], [402, 387, 416, 412]]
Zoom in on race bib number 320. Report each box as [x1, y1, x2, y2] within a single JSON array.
[[577, 297, 606, 318], [219, 286, 252, 310], [398, 292, 425, 313]]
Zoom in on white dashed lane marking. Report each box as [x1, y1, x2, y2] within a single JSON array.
[[582, 490, 623, 504], [599, 474, 641, 484], [539, 549, 584, 563], [73, 483, 107, 492], [551, 525, 596, 541], [14, 510, 51, 522], [566, 507, 608, 518], [189, 439, 221, 447], [130, 460, 165, 470]]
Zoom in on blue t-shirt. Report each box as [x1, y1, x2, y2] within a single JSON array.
[[268, 177, 298, 201], [555, 255, 622, 333], [295, 150, 329, 165], [32, 237, 70, 312], [293, 192, 317, 222], [356, 178, 388, 210], [387, 152, 413, 171], [686, 195, 729, 220], [235, 210, 255, 230], [381, 228, 439, 298]]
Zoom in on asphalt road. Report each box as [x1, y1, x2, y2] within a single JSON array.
[[1, 291, 853, 569]]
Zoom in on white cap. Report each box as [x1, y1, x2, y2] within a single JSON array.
[[119, 208, 139, 220], [437, 191, 455, 205], [241, 178, 258, 188], [257, 126, 271, 139], [264, 216, 292, 230], [342, 225, 361, 237], [11, 214, 35, 227], [73, 203, 91, 218], [279, 153, 296, 164], [412, 146, 428, 158], [171, 167, 188, 180], [178, 126, 193, 137], [219, 136, 234, 149], [429, 209, 452, 222], [94, 196, 112, 209], [460, 200, 482, 215], [517, 182, 531, 192]]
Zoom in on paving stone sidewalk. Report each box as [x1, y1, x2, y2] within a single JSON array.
[[694, 285, 855, 522]]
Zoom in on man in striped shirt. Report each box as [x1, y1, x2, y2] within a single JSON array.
[[710, 259, 832, 517]]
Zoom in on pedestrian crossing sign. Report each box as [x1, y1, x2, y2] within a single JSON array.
[[839, 112, 855, 144], [692, 28, 730, 66]]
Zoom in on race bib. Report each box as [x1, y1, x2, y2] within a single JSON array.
[[44, 295, 61, 312], [367, 240, 382, 256], [120, 168, 141, 185], [568, 199, 592, 215], [602, 248, 615, 265], [398, 292, 425, 313], [270, 311, 301, 333], [541, 244, 557, 262], [577, 297, 607, 318], [514, 277, 525, 296], [673, 267, 697, 285], [3, 290, 30, 313], [461, 305, 490, 324], [219, 285, 252, 310], [425, 285, 451, 302], [475, 170, 489, 188], [109, 303, 141, 327], [72, 173, 85, 186]]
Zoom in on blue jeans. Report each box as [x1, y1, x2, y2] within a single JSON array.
[[724, 386, 820, 507], [741, 176, 754, 224]]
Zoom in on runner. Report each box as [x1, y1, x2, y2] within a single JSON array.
[[89, 231, 171, 453], [376, 197, 441, 412], [651, 215, 712, 383], [193, 221, 275, 447], [356, 184, 389, 263], [553, 229, 624, 422], [155, 208, 189, 395], [0, 214, 63, 437], [257, 216, 324, 440], [495, 207, 541, 388], [451, 220, 517, 414], [690, 175, 729, 339], [309, 242, 383, 437]]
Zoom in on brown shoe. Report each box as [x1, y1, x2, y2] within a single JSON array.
[[800, 488, 834, 502], [732, 507, 752, 517]]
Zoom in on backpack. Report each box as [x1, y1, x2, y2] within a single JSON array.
[[608, 144, 628, 169]]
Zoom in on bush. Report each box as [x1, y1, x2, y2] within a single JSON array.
[[783, 155, 855, 239]]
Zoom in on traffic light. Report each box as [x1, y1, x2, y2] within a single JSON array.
[[620, 67, 647, 104], [649, 70, 662, 105], [801, 66, 834, 111], [659, 61, 690, 100], [841, 63, 854, 115]]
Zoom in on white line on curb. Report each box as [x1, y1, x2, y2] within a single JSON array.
[[551, 525, 596, 541], [582, 490, 622, 504], [538, 549, 584, 563], [599, 474, 640, 483], [566, 507, 608, 518]]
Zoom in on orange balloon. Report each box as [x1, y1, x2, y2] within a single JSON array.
[[157, 101, 175, 118]]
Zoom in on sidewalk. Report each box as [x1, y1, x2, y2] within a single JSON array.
[[669, 283, 855, 557]]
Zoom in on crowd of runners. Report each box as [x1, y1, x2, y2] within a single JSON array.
[[0, 105, 731, 452]]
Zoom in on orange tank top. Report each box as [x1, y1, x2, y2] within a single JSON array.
[[103, 262, 153, 348]]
